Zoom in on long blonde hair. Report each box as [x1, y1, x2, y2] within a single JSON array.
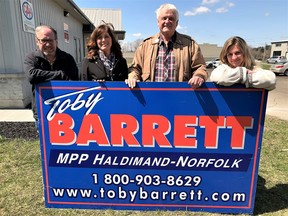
[[220, 36, 255, 70]]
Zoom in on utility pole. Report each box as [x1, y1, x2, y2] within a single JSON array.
[[262, 44, 266, 61]]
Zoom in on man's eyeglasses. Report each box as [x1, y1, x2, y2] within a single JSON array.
[[37, 38, 56, 44]]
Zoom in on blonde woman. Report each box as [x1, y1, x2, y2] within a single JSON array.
[[210, 36, 276, 90]]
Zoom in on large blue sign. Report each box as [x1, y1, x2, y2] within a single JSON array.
[[36, 81, 268, 214]]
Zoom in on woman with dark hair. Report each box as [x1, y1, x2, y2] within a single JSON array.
[[81, 23, 128, 81], [210, 36, 276, 90]]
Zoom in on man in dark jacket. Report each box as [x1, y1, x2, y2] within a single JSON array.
[[24, 25, 79, 127]]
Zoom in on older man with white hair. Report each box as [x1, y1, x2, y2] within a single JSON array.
[[126, 3, 207, 89]]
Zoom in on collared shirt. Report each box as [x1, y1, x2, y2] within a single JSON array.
[[154, 35, 176, 82]]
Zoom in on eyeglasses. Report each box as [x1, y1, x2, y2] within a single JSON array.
[[37, 38, 56, 44]]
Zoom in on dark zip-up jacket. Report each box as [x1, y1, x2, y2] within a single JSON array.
[[24, 48, 79, 119], [81, 56, 128, 81], [25, 48, 79, 86]]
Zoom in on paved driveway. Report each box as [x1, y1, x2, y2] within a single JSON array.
[[266, 75, 288, 121]]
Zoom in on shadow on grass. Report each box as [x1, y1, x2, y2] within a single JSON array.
[[254, 175, 288, 215]]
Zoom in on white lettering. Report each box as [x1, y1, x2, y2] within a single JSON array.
[[44, 86, 104, 120]]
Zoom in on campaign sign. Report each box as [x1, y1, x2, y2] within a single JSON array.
[[35, 81, 268, 214]]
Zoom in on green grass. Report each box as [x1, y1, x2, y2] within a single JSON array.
[[0, 115, 287, 216], [260, 62, 271, 70]]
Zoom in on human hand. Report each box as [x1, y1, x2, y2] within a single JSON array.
[[188, 76, 204, 89], [125, 78, 138, 88], [247, 69, 254, 74]]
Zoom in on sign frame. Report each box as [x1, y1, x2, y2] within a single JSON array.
[[36, 81, 268, 214]]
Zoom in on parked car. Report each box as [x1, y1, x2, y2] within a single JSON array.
[[270, 62, 288, 76], [206, 58, 221, 68], [266, 56, 287, 64]]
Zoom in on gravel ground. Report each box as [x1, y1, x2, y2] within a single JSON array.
[[0, 122, 39, 140]]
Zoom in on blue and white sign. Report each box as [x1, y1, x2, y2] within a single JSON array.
[[36, 81, 268, 214], [20, 0, 35, 34]]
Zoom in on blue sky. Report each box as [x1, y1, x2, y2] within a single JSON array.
[[74, 0, 288, 47]]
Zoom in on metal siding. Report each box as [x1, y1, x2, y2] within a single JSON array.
[[0, 0, 91, 108], [0, 1, 7, 72], [0, 37, 4, 72], [81, 8, 122, 30], [0, 0, 86, 73], [16, 0, 37, 73], [0, 0, 24, 73]]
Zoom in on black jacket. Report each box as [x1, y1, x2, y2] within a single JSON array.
[[25, 48, 79, 86], [24, 48, 79, 119], [81, 56, 128, 81]]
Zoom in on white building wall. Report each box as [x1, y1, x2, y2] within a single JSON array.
[[0, 0, 23, 73], [270, 41, 288, 58], [0, 0, 32, 107]]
